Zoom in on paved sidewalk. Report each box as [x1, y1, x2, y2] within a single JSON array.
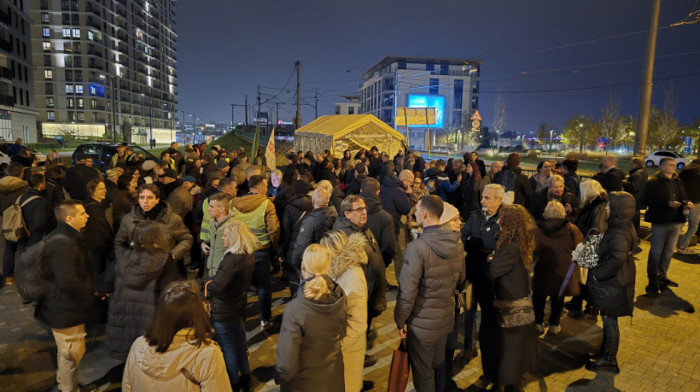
[[0, 235, 698, 391]]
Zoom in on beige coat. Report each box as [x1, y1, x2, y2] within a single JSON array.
[[329, 232, 368, 392], [122, 329, 232, 392]]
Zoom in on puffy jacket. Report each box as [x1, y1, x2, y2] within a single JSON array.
[[644, 172, 688, 224], [230, 193, 280, 249], [576, 195, 608, 236], [395, 226, 465, 338], [205, 213, 236, 277], [333, 216, 387, 317], [115, 202, 194, 263], [380, 175, 414, 229], [35, 223, 93, 329], [106, 246, 177, 361], [533, 219, 583, 297], [361, 192, 396, 267], [589, 191, 637, 317], [275, 278, 347, 392], [277, 195, 313, 261], [328, 233, 368, 392], [291, 206, 337, 269], [207, 252, 255, 322], [123, 330, 232, 392]]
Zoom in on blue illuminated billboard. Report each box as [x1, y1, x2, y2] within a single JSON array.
[[407, 94, 445, 128], [89, 84, 105, 97]]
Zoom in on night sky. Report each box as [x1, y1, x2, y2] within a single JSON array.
[[176, 0, 700, 134]]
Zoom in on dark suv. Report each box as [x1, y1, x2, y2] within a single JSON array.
[[71, 143, 157, 172]]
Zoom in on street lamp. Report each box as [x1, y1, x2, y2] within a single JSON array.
[[579, 122, 584, 153], [549, 129, 554, 153]]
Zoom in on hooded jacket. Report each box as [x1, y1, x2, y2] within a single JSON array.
[[230, 193, 280, 248], [589, 191, 637, 317], [380, 175, 414, 229], [333, 216, 387, 317], [277, 195, 313, 260], [361, 192, 396, 267], [644, 172, 688, 224], [328, 233, 368, 392], [0, 176, 28, 213], [123, 329, 231, 392], [115, 201, 194, 263], [576, 194, 608, 236], [533, 219, 584, 297], [275, 278, 347, 392], [395, 226, 466, 339], [291, 206, 338, 269]]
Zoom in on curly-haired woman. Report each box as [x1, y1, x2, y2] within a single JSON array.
[[485, 204, 538, 392]]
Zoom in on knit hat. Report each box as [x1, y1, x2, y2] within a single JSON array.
[[182, 176, 196, 183], [438, 202, 460, 225], [294, 179, 312, 196], [506, 153, 520, 168]]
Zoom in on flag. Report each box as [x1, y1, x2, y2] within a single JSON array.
[[265, 128, 276, 170], [251, 121, 260, 157]]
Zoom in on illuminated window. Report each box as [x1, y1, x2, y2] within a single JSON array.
[[44, 70, 53, 79], [77, 98, 84, 108], [42, 27, 51, 37], [76, 85, 84, 94], [63, 28, 72, 38], [65, 84, 74, 94], [48, 111, 55, 120], [72, 28, 80, 38], [46, 97, 54, 107], [42, 41, 51, 51], [42, 13, 50, 23], [67, 98, 75, 108]]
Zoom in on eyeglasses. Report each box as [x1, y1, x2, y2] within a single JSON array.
[[349, 206, 367, 213]]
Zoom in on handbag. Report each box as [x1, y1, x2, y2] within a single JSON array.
[[455, 282, 473, 311], [387, 338, 410, 392], [492, 296, 535, 328]]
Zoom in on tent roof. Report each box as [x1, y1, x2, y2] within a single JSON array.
[[295, 114, 405, 140]]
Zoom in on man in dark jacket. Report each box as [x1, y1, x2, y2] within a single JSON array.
[[627, 157, 648, 239], [380, 170, 416, 278], [333, 195, 386, 352], [677, 159, 700, 254], [64, 154, 100, 200], [19, 174, 57, 250], [360, 178, 396, 268], [277, 180, 313, 295], [346, 162, 368, 196], [35, 200, 93, 392], [291, 187, 337, 269], [0, 163, 28, 286], [644, 157, 693, 293], [562, 158, 580, 198], [593, 155, 626, 193], [424, 160, 461, 202], [493, 153, 534, 208], [395, 195, 465, 392]]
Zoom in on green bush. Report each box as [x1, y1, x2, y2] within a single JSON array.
[[527, 150, 538, 159]]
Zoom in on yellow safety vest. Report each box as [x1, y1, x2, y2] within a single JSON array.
[[232, 199, 270, 248]]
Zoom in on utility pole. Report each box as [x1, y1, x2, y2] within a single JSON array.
[[295, 61, 301, 129], [276, 102, 280, 126], [244, 95, 249, 126], [634, 0, 661, 156], [230, 104, 234, 127], [257, 85, 263, 134], [314, 89, 319, 119]]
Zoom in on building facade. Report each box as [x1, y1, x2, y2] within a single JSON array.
[[334, 95, 360, 115], [29, 0, 177, 143], [359, 56, 481, 151], [1, 0, 39, 142]]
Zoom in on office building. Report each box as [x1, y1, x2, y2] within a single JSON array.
[[360, 56, 481, 151], [334, 95, 360, 115], [29, 0, 177, 143], [1, 0, 39, 142]]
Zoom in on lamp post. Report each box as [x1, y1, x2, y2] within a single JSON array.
[[549, 129, 554, 153], [579, 122, 584, 153]]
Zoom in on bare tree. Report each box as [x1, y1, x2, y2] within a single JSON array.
[[600, 95, 625, 153], [649, 85, 681, 149], [493, 93, 506, 150]]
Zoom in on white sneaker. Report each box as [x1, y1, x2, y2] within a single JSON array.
[[677, 247, 697, 255], [549, 325, 562, 335], [536, 323, 546, 334], [260, 320, 272, 332]]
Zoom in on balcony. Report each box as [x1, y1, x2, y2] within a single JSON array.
[[0, 67, 13, 80], [0, 39, 12, 53], [0, 94, 15, 106], [88, 48, 104, 58], [0, 10, 10, 25], [87, 17, 102, 29]]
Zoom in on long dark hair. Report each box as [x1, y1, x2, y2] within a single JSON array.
[[496, 204, 536, 269], [133, 221, 169, 254], [144, 281, 213, 353]]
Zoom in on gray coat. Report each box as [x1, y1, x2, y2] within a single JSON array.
[[275, 277, 347, 392], [395, 226, 466, 339]]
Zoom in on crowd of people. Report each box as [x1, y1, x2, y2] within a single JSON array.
[[0, 139, 698, 392]]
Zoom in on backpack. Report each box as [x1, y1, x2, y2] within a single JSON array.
[[424, 176, 439, 195], [15, 234, 68, 303], [2, 195, 39, 242]]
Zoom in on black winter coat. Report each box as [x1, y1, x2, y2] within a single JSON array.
[[207, 252, 255, 322], [35, 223, 94, 329], [533, 219, 583, 297], [394, 226, 465, 338], [277, 195, 313, 261], [679, 163, 700, 203], [589, 192, 637, 317], [380, 175, 413, 229], [460, 173, 481, 218], [644, 172, 688, 224], [346, 174, 367, 196], [493, 166, 534, 208], [20, 188, 57, 248], [291, 206, 338, 269], [576, 195, 608, 236], [333, 216, 387, 317], [83, 198, 115, 293], [361, 192, 396, 267], [593, 167, 626, 193], [628, 167, 648, 209], [105, 245, 177, 360], [485, 242, 531, 301], [64, 164, 100, 200], [530, 187, 580, 223]]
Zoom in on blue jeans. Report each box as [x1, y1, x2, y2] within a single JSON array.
[[647, 222, 683, 285], [678, 204, 700, 249], [213, 318, 250, 385]]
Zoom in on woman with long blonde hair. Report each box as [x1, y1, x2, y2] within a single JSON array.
[[275, 244, 347, 392], [321, 230, 369, 392], [204, 221, 259, 391], [485, 204, 538, 392]]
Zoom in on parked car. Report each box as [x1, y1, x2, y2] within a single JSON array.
[[0, 150, 10, 176], [644, 150, 688, 169], [71, 143, 157, 173], [0, 142, 47, 163]]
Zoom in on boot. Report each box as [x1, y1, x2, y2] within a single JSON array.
[[585, 354, 620, 374], [586, 344, 605, 361], [238, 374, 252, 392]]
